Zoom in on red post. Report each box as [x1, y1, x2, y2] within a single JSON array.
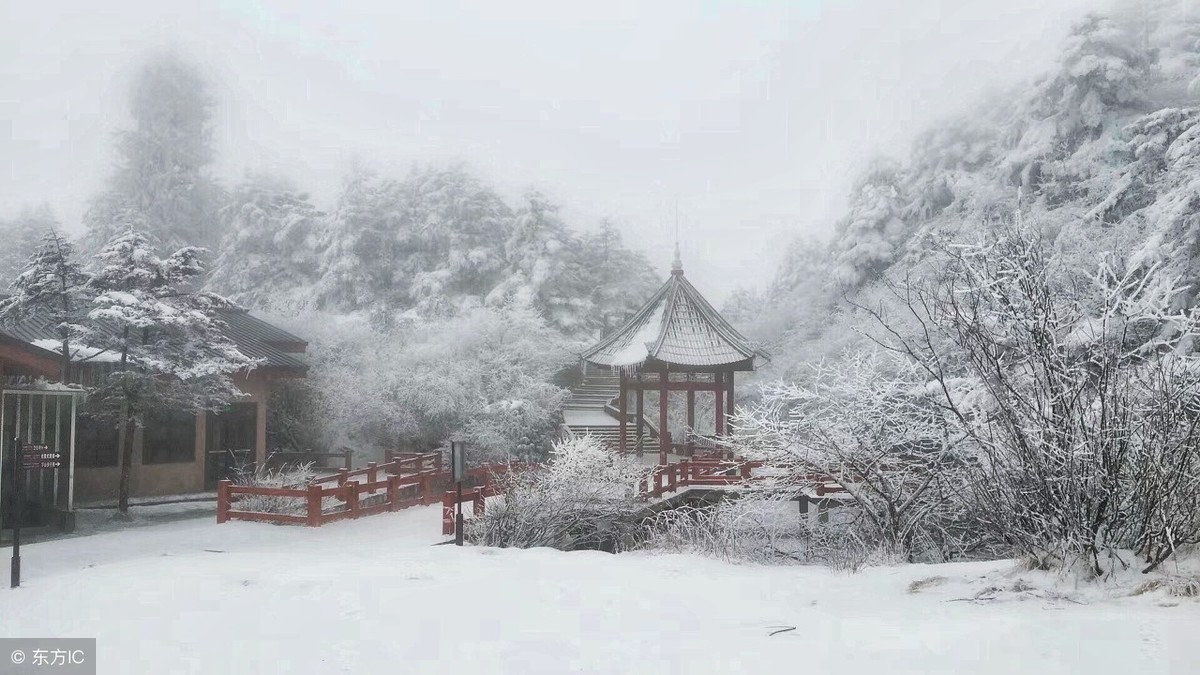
[[419, 472, 431, 506], [659, 371, 669, 465], [216, 480, 232, 523], [714, 372, 725, 437], [367, 461, 378, 485], [435, 451, 443, 476], [473, 486, 485, 516], [346, 481, 360, 518], [442, 491, 455, 535], [679, 459, 689, 488], [619, 372, 628, 453], [307, 483, 322, 527], [726, 372, 735, 435], [337, 468, 349, 487], [387, 475, 400, 511]]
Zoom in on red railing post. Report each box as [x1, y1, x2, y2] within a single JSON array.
[[419, 472, 431, 506], [473, 486, 485, 516], [367, 461, 378, 485], [337, 468, 349, 487], [346, 481, 360, 518], [217, 480, 232, 523], [307, 483, 322, 527], [387, 474, 400, 512]]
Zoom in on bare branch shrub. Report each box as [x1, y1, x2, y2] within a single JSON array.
[[731, 350, 976, 563], [862, 221, 1200, 576]]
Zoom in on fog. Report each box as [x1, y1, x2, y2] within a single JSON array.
[[2, 0, 1102, 299]]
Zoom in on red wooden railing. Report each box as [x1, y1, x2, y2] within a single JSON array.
[[218, 452, 446, 527]]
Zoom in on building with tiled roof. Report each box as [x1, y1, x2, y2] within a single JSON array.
[[0, 308, 307, 529]]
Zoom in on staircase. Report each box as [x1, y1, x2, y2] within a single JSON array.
[[562, 373, 659, 456]]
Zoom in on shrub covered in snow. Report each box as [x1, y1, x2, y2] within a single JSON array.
[[231, 463, 322, 517], [467, 436, 651, 551]]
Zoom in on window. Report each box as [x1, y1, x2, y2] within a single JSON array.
[[76, 414, 120, 468], [142, 409, 197, 465]]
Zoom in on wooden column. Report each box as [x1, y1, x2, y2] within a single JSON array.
[[658, 371, 669, 466], [635, 381, 645, 457], [726, 373, 735, 434], [686, 378, 695, 456], [618, 372, 628, 453], [714, 371, 725, 437]]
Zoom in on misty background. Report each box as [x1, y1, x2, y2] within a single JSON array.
[[2, 0, 1100, 300]]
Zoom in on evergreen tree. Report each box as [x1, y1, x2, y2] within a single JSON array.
[[83, 52, 223, 255], [86, 230, 256, 515], [0, 204, 61, 289], [210, 174, 324, 310], [0, 231, 93, 382]]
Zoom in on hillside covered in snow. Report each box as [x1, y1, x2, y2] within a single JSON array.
[[743, 1, 1200, 378]]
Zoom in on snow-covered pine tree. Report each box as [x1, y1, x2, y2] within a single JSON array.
[[315, 166, 404, 312], [578, 220, 659, 339], [209, 174, 324, 310], [0, 204, 61, 289], [83, 52, 224, 255], [486, 191, 590, 332], [0, 230, 93, 382], [86, 230, 258, 515], [397, 165, 512, 316], [830, 159, 909, 286]]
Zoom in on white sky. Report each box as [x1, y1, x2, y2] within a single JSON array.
[[1, 0, 1103, 302]]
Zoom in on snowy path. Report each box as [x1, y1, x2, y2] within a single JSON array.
[[1, 507, 1197, 674]]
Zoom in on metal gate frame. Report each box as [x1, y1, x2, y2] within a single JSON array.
[[0, 388, 82, 518]]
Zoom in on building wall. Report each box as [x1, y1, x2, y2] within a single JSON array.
[[72, 372, 275, 504]]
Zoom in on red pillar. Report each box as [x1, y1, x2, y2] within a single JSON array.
[[714, 371, 725, 437], [659, 371, 669, 466], [618, 372, 628, 453], [636, 381, 645, 457], [686, 378, 695, 456], [726, 373, 735, 435]]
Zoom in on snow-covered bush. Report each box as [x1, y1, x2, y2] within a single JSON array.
[[266, 303, 573, 463], [232, 463, 321, 517], [732, 350, 976, 564], [643, 494, 805, 564], [467, 436, 651, 551]]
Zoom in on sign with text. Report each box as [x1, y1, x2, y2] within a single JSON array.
[[20, 445, 61, 470]]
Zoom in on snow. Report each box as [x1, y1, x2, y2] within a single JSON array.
[[2, 507, 1198, 674], [610, 301, 667, 367], [30, 339, 121, 363]]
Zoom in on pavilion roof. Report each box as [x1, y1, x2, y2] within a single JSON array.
[[581, 259, 762, 371]]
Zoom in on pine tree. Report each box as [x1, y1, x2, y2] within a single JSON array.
[[0, 231, 93, 382], [87, 230, 257, 515], [83, 52, 223, 255], [210, 174, 324, 310], [0, 204, 61, 289]]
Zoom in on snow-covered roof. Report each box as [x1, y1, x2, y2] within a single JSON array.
[[581, 259, 763, 371], [0, 309, 307, 373]]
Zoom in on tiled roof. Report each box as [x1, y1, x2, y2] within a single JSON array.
[[582, 268, 761, 370], [0, 309, 307, 372]]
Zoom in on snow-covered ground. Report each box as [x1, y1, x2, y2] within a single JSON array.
[[1, 506, 1197, 674]]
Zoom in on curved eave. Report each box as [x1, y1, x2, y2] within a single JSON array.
[[580, 272, 760, 372]]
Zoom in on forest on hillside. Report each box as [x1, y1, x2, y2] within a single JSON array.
[[0, 52, 666, 464], [735, 2, 1200, 384]]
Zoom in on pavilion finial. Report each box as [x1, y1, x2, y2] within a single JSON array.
[[671, 240, 683, 275]]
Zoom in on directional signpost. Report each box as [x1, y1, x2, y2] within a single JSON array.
[[11, 442, 61, 588], [451, 441, 466, 546]]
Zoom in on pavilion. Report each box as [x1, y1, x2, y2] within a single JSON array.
[[580, 246, 763, 465]]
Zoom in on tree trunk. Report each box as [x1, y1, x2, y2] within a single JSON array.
[[117, 408, 136, 516]]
